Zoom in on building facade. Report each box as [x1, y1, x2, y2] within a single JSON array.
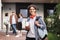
[[1, 0, 58, 30]]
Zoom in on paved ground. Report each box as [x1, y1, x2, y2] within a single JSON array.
[[0, 30, 27, 40]]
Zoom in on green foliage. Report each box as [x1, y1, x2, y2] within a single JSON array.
[[53, 4, 60, 34], [55, 4, 60, 15], [45, 4, 60, 34], [48, 32, 60, 40]]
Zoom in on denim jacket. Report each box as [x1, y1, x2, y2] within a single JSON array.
[[26, 16, 48, 40], [34, 16, 48, 40]]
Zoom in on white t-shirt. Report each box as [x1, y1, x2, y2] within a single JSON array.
[[26, 16, 36, 38], [4, 17, 9, 24], [12, 15, 16, 24], [18, 17, 23, 22]]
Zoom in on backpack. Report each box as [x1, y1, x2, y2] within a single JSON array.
[[36, 16, 48, 39]]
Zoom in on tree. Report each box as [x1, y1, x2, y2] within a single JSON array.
[[45, 4, 60, 35]]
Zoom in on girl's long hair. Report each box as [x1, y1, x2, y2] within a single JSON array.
[[27, 4, 37, 17]]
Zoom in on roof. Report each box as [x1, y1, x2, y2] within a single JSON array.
[[2, 0, 59, 3]]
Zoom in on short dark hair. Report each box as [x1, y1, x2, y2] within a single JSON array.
[[5, 13, 8, 16]]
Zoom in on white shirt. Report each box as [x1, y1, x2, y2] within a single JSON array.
[[18, 17, 23, 22], [12, 15, 16, 24], [26, 16, 36, 38], [4, 17, 9, 24]]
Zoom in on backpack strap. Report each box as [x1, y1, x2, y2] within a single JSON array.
[[36, 16, 41, 21], [35, 16, 42, 28], [27, 17, 30, 22]]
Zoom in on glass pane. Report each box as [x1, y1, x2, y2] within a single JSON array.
[[47, 9, 54, 15], [20, 9, 27, 17]]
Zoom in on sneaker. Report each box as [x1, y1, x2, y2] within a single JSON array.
[[15, 35, 20, 37], [6, 35, 10, 37]]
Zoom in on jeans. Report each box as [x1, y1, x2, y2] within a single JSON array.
[[11, 24, 17, 35]]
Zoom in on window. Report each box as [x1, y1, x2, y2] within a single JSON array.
[[20, 9, 27, 17], [47, 9, 54, 15]]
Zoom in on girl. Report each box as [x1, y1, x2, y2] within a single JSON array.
[[25, 4, 48, 40]]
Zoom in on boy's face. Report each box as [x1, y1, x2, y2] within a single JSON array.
[[29, 7, 36, 16]]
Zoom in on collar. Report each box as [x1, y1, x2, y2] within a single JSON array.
[[30, 15, 36, 19]]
